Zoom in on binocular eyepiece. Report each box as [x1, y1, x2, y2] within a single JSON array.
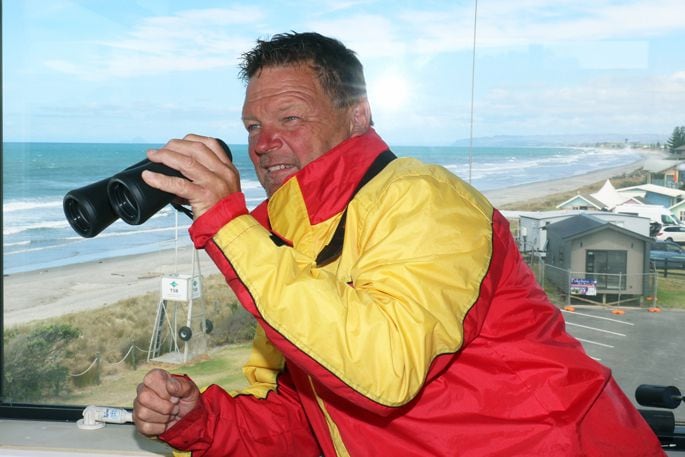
[[63, 139, 232, 238]]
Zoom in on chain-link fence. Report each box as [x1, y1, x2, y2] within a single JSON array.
[[524, 254, 659, 308]]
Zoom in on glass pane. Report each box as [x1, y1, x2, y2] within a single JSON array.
[[2, 2, 684, 448], [2, 2, 265, 408]]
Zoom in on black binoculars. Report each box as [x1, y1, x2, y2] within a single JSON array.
[[63, 139, 232, 238]]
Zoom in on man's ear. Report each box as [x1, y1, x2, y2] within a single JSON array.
[[349, 97, 372, 137]]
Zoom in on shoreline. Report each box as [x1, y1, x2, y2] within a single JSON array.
[[483, 155, 647, 207], [3, 148, 669, 327]]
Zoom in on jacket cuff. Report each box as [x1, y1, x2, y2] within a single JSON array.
[[158, 397, 209, 449], [189, 193, 248, 249]]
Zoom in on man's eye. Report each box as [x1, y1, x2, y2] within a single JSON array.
[[245, 123, 260, 132], [283, 116, 300, 122]]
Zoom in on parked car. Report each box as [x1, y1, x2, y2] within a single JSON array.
[[655, 225, 685, 245], [650, 240, 685, 269]]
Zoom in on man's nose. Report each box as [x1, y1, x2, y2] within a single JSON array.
[[254, 127, 283, 155]]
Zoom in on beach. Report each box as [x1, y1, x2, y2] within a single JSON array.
[[3, 149, 660, 327], [3, 246, 221, 326], [481, 155, 648, 207]]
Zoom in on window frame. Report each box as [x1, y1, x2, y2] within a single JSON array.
[[0, 3, 79, 421], [585, 249, 628, 291]]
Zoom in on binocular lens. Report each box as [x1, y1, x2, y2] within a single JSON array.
[[108, 180, 140, 224], [63, 177, 119, 238], [64, 195, 94, 236]]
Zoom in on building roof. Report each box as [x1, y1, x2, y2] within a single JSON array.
[[518, 209, 593, 220], [670, 199, 685, 211], [642, 158, 684, 173], [556, 194, 604, 210], [556, 179, 641, 210], [618, 183, 685, 198], [545, 214, 651, 242], [590, 179, 634, 208]]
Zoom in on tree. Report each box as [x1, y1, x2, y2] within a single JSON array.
[[3, 324, 80, 402], [666, 125, 685, 153]]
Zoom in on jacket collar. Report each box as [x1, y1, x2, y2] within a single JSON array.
[[267, 128, 389, 226]]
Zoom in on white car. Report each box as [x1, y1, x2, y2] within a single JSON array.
[[655, 225, 685, 245]]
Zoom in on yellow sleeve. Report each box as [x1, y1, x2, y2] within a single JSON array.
[[212, 159, 494, 407]]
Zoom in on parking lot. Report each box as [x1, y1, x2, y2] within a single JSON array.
[[562, 306, 685, 406]]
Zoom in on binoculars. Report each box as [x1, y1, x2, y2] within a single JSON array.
[[63, 139, 232, 238]]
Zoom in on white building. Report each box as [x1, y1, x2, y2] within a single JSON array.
[[501, 210, 651, 255]]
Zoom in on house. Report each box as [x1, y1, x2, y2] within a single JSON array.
[[554, 194, 605, 211], [507, 210, 651, 254], [617, 183, 685, 208], [642, 158, 685, 188], [556, 179, 640, 211], [544, 214, 652, 302], [670, 199, 685, 223]]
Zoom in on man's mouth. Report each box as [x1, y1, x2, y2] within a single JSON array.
[[267, 164, 293, 173]]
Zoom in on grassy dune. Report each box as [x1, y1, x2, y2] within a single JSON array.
[[5, 273, 256, 406]]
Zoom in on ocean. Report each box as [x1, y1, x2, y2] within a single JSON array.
[[2, 142, 641, 275]]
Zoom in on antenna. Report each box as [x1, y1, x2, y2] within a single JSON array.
[[468, 0, 478, 184]]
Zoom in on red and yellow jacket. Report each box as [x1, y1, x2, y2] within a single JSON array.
[[160, 129, 663, 456]]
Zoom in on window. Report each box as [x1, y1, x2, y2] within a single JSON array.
[[3, 0, 684, 444], [586, 250, 628, 290]]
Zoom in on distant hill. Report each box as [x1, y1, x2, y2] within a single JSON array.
[[452, 133, 669, 147]]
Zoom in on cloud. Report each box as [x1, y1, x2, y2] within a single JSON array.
[[293, 0, 685, 65], [43, 1, 685, 81], [45, 6, 265, 80], [11, 1, 684, 142], [474, 0, 685, 46], [475, 70, 685, 135]]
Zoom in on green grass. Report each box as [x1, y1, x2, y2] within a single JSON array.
[[4, 273, 256, 407], [652, 272, 685, 308], [174, 344, 253, 390], [64, 344, 252, 407]]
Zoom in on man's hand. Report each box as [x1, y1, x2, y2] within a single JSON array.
[[142, 134, 240, 219], [133, 368, 201, 437]]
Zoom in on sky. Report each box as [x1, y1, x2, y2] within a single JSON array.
[[3, 0, 685, 146]]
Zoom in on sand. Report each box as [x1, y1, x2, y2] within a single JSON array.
[[3, 247, 220, 327], [2, 148, 662, 327]]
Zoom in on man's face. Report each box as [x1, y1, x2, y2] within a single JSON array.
[[241, 65, 357, 197]]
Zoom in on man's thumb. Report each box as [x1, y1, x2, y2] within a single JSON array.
[[166, 374, 188, 398]]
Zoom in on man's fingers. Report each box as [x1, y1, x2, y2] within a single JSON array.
[[154, 137, 233, 177], [141, 369, 174, 400], [166, 374, 197, 400], [141, 169, 200, 200], [145, 142, 239, 191], [133, 402, 174, 438], [140, 135, 240, 219], [133, 370, 191, 437], [182, 134, 233, 164]]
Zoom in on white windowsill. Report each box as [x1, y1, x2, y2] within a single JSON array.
[[0, 419, 172, 456]]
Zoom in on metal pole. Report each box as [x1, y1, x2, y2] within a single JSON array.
[[468, 0, 478, 184]]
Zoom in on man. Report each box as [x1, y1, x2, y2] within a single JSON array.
[[133, 32, 664, 456]]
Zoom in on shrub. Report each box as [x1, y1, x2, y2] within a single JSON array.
[[3, 323, 80, 402]]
